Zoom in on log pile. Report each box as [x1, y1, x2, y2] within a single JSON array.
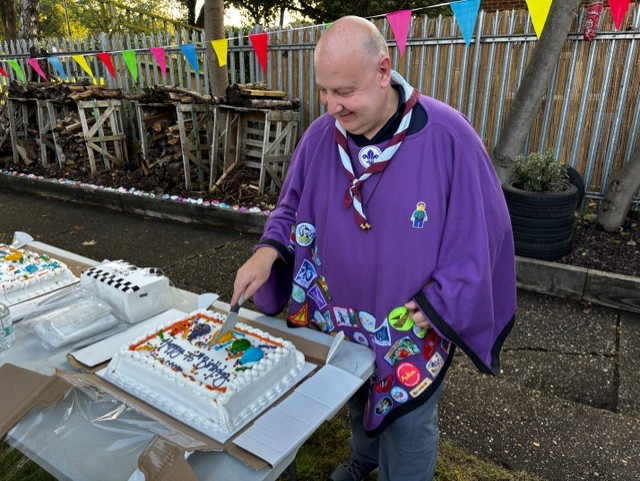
[[137, 106, 182, 176], [224, 83, 300, 110], [127, 85, 222, 104], [7, 80, 123, 102], [0, 102, 10, 158], [52, 109, 95, 174]]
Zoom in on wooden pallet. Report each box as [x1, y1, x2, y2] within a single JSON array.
[[77, 99, 129, 175], [7, 98, 37, 165], [35, 100, 58, 167], [134, 101, 178, 169], [46, 100, 74, 168], [176, 103, 213, 190], [209, 105, 299, 195]]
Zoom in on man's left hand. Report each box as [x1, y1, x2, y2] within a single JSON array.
[[405, 299, 430, 329]]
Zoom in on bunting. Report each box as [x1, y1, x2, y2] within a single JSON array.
[[72, 55, 96, 81], [0, 65, 8, 78], [97, 52, 116, 79], [249, 32, 268, 73], [610, 0, 631, 29], [180, 43, 199, 74], [386, 10, 412, 56], [451, 0, 481, 46], [122, 50, 138, 82], [27, 59, 48, 81], [7, 60, 25, 82], [211, 39, 228, 67], [150, 47, 167, 77], [48, 57, 68, 80], [525, 0, 553, 38]]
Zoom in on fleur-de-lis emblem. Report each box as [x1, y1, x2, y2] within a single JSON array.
[[362, 149, 379, 163]]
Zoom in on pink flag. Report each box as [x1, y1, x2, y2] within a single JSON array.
[[386, 10, 412, 56], [150, 47, 167, 77], [0, 65, 9, 78], [249, 33, 268, 73], [610, 0, 631, 30], [27, 58, 48, 81], [97, 52, 116, 79]]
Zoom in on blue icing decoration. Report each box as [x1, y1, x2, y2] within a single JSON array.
[[24, 264, 39, 273], [240, 346, 264, 365]]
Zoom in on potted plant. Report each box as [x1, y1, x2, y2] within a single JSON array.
[[502, 150, 582, 260]]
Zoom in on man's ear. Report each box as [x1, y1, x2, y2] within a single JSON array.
[[378, 57, 392, 87]]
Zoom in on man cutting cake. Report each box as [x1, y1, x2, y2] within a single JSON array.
[[231, 15, 516, 481]]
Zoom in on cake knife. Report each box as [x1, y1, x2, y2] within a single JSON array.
[[211, 295, 244, 344]]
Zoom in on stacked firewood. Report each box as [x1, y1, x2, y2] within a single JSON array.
[[224, 82, 300, 110], [7, 80, 123, 102], [137, 106, 182, 176], [52, 109, 95, 173], [127, 85, 222, 104]]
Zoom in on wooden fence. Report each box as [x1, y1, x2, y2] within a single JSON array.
[[1, 5, 640, 204]]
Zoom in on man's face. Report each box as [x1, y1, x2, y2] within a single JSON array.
[[315, 49, 388, 139]]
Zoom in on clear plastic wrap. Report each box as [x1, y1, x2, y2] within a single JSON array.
[[22, 287, 120, 350]]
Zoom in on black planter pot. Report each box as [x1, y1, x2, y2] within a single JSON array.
[[503, 181, 579, 260]]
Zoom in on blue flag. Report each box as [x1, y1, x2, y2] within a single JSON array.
[[48, 57, 68, 80], [451, 0, 481, 46], [179, 43, 199, 75]]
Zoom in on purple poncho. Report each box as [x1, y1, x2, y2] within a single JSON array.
[[254, 94, 516, 435]]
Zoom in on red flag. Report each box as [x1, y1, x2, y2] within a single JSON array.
[[0, 65, 10, 78], [97, 52, 116, 79], [610, 0, 631, 30], [249, 32, 268, 73], [386, 10, 412, 56]]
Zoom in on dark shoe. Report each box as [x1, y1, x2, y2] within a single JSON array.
[[329, 458, 378, 481]]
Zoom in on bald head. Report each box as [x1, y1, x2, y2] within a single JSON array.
[[316, 16, 389, 65]]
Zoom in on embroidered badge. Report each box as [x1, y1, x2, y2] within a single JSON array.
[[409, 376, 433, 398], [294, 259, 317, 288], [288, 301, 309, 327], [307, 284, 327, 309], [291, 284, 306, 303], [388, 306, 414, 331], [374, 375, 393, 393], [332, 306, 359, 327], [358, 310, 377, 333], [396, 362, 421, 388], [423, 330, 441, 360], [289, 224, 296, 244], [317, 276, 332, 300], [358, 145, 382, 169], [371, 320, 391, 346], [312, 244, 322, 266], [295, 222, 315, 247], [374, 396, 393, 416], [441, 339, 451, 354], [426, 352, 445, 377], [384, 336, 421, 366], [323, 311, 334, 332], [410, 201, 428, 228], [391, 386, 409, 403], [353, 331, 369, 346], [413, 324, 428, 339]]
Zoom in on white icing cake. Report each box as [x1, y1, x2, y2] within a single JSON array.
[[104, 310, 305, 433], [0, 244, 77, 305], [81, 260, 171, 323]]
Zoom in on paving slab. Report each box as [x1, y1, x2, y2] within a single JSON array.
[[618, 311, 640, 418], [440, 364, 640, 481], [507, 290, 618, 355]]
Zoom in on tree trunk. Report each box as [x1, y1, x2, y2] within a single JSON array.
[[1, 0, 18, 41], [597, 149, 640, 231], [18, 0, 39, 41], [204, 0, 228, 97], [492, 0, 583, 184]]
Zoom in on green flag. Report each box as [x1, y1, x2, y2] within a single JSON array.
[[122, 50, 138, 82], [7, 59, 25, 82]]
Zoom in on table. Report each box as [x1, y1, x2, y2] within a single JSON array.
[[0, 242, 376, 481]]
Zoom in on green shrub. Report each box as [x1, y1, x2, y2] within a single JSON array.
[[513, 151, 568, 192]]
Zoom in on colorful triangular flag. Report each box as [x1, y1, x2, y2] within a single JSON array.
[[451, 0, 481, 46], [0, 65, 8, 78], [122, 50, 138, 82], [97, 52, 116, 79], [27, 58, 48, 81], [48, 57, 68, 81], [150, 47, 166, 77], [7, 60, 25, 82], [180, 43, 199, 75], [211, 39, 228, 67], [525, 0, 553, 38], [610, 0, 631, 30], [249, 32, 268, 73], [386, 10, 412, 56], [72, 54, 95, 81]]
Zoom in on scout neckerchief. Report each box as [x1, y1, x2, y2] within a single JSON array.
[[334, 71, 420, 231]]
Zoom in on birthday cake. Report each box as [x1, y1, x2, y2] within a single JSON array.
[[104, 310, 305, 433], [0, 244, 77, 305]]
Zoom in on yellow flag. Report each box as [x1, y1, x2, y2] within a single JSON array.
[[72, 54, 96, 82], [525, 0, 553, 38], [211, 39, 228, 67]]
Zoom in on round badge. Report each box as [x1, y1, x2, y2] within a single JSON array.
[[390, 386, 408, 403], [295, 222, 316, 247], [358, 311, 377, 333], [358, 145, 383, 169], [374, 396, 393, 416], [413, 324, 428, 339], [353, 331, 369, 346], [396, 362, 421, 388], [388, 307, 414, 331], [374, 375, 393, 393], [291, 284, 306, 303]]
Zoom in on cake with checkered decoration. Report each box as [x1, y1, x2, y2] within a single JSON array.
[[81, 260, 170, 323], [103, 309, 305, 433], [0, 244, 77, 305]]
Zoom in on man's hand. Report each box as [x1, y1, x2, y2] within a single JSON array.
[[405, 299, 431, 329], [231, 246, 279, 305]]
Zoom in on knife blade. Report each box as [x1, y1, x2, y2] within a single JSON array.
[[211, 295, 244, 345]]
